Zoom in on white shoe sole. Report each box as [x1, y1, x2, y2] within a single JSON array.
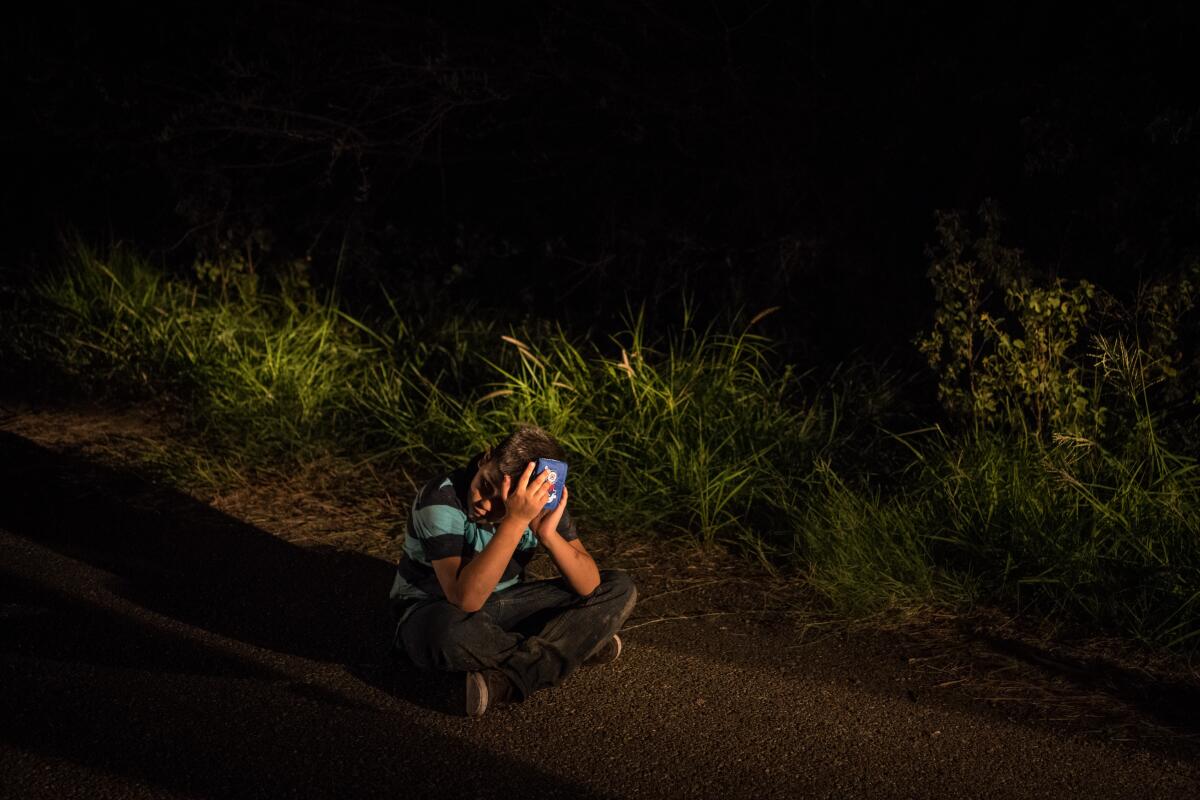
[[586, 634, 622, 666], [465, 671, 489, 718]]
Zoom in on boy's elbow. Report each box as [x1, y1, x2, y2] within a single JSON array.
[[438, 571, 481, 612], [456, 592, 485, 613]]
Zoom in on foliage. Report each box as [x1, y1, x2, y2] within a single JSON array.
[[916, 201, 1105, 437], [917, 201, 1199, 443], [360, 303, 834, 566], [4, 241, 1200, 654]]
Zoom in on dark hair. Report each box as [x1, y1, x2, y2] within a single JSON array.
[[482, 424, 567, 478]]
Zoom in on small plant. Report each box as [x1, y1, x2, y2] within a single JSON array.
[[979, 275, 1102, 437], [917, 200, 1106, 438]]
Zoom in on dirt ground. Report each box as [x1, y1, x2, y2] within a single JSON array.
[[2, 400, 1198, 798]]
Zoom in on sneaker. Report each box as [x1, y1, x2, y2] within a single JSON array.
[[583, 634, 623, 667], [465, 669, 516, 718]]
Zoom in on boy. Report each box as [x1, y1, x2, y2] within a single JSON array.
[[389, 425, 637, 717]]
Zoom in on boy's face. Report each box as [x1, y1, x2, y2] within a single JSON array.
[[467, 458, 508, 523]]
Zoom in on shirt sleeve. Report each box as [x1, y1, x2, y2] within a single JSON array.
[[410, 502, 467, 561], [555, 506, 579, 542]]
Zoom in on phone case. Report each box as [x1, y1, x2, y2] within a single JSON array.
[[535, 457, 568, 512]]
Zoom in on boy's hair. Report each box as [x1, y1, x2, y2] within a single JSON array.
[[482, 424, 567, 478]]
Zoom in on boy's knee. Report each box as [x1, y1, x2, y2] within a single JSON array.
[[402, 602, 476, 667], [598, 569, 637, 604]]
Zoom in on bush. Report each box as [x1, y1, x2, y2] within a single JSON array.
[[917, 200, 1199, 442], [916, 201, 1104, 437], [911, 202, 1200, 648]]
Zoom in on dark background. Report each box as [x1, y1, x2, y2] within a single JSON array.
[[6, 1, 1199, 367]]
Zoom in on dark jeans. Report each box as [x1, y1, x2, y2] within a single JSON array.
[[395, 569, 637, 700]]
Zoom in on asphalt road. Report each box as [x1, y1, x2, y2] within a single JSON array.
[[1, 428, 1198, 799]]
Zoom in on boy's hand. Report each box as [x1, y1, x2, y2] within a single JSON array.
[[533, 484, 568, 540], [500, 461, 556, 526]]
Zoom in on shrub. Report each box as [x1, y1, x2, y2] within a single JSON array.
[[917, 200, 1198, 442], [916, 200, 1105, 437]]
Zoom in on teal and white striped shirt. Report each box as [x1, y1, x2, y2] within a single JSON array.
[[389, 459, 577, 610]]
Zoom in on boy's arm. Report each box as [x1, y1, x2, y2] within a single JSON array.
[[435, 461, 555, 613], [434, 518, 525, 612], [535, 486, 601, 597]]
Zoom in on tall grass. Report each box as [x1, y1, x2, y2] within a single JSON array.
[[364, 305, 833, 558], [12, 242, 381, 460], [3, 243, 1198, 653]]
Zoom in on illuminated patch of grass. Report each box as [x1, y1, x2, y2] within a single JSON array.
[[366, 305, 834, 557], [8, 242, 382, 462]]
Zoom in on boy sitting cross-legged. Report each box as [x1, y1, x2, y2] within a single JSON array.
[[389, 424, 638, 717]]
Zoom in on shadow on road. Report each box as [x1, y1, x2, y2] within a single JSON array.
[[973, 630, 1200, 736], [0, 430, 607, 798], [0, 429, 393, 666]]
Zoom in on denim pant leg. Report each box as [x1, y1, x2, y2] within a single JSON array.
[[398, 568, 637, 700], [398, 599, 522, 676], [485, 568, 638, 695]]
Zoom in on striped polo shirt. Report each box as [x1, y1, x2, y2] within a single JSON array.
[[388, 457, 578, 611]]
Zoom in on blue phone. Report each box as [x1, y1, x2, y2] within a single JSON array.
[[535, 458, 568, 512]]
